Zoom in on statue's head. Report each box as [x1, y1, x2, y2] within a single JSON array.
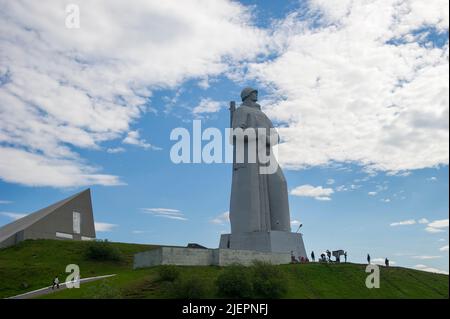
[[241, 87, 258, 102]]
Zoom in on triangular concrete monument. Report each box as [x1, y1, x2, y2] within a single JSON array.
[[0, 189, 96, 248]]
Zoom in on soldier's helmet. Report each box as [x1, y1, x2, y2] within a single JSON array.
[[240, 87, 258, 101]]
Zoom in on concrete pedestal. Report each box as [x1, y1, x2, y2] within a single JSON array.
[[219, 230, 307, 258], [133, 247, 293, 268]]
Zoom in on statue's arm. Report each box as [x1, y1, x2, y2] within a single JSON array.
[[231, 108, 258, 144], [232, 107, 248, 129]]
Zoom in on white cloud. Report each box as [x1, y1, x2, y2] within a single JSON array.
[[381, 198, 391, 203], [428, 219, 449, 228], [142, 207, 187, 221], [372, 258, 396, 266], [210, 211, 230, 225], [290, 219, 301, 226], [439, 245, 449, 252], [0, 212, 28, 220], [193, 98, 223, 114], [198, 78, 211, 89], [155, 215, 188, 221], [376, 184, 389, 192], [0, 147, 124, 187], [315, 196, 331, 201], [335, 185, 348, 192], [123, 131, 161, 150], [427, 176, 438, 181], [390, 171, 412, 177], [389, 218, 435, 228], [326, 178, 335, 185], [412, 255, 442, 260], [132, 230, 148, 234], [106, 147, 125, 154], [0, 0, 266, 187], [1, 0, 448, 189], [368, 191, 377, 196], [142, 208, 181, 214], [247, 0, 449, 173], [290, 184, 334, 201], [425, 227, 445, 233], [94, 222, 118, 232], [414, 264, 449, 275], [390, 219, 416, 227], [393, 252, 413, 257], [425, 218, 449, 233], [0, 200, 12, 204]]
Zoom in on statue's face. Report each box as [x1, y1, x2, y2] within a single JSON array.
[[249, 90, 258, 102]]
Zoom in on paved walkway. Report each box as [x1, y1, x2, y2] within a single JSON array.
[[6, 274, 116, 299]]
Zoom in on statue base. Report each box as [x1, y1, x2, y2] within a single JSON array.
[[219, 230, 307, 259]]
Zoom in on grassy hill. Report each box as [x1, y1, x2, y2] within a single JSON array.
[[0, 239, 448, 299]]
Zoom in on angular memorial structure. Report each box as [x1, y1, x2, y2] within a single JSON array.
[[0, 189, 96, 248]]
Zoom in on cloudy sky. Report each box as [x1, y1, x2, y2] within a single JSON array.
[[0, 0, 448, 274]]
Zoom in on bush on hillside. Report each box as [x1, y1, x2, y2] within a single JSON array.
[[169, 275, 208, 299], [250, 260, 288, 298], [84, 240, 122, 262], [216, 265, 254, 298], [157, 265, 180, 282]]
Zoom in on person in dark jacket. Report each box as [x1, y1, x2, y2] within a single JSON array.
[[52, 276, 60, 290]]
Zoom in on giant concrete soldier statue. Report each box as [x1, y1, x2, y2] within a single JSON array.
[[229, 87, 291, 234], [219, 87, 306, 257]]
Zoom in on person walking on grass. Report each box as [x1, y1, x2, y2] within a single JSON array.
[[385, 258, 389, 267], [367, 254, 371, 264], [344, 251, 347, 263], [311, 251, 315, 262], [52, 276, 60, 290]]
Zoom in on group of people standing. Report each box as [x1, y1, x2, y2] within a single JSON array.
[[292, 251, 392, 266], [290, 251, 311, 263], [310, 250, 348, 263]]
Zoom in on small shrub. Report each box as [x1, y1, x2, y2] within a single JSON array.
[[251, 261, 288, 298], [84, 240, 122, 262], [216, 265, 253, 298], [169, 275, 208, 299], [158, 265, 180, 282]]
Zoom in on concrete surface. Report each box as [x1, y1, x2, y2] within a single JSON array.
[[219, 230, 307, 258], [133, 247, 292, 269]]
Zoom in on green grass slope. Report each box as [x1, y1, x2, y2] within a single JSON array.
[[0, 239, 448, 299], [0, 239, 155, 298]]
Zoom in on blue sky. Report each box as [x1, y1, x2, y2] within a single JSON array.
[[0, 0, 448, 274]]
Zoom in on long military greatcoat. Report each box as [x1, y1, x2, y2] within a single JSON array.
[[229, 102, 291, 234]]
